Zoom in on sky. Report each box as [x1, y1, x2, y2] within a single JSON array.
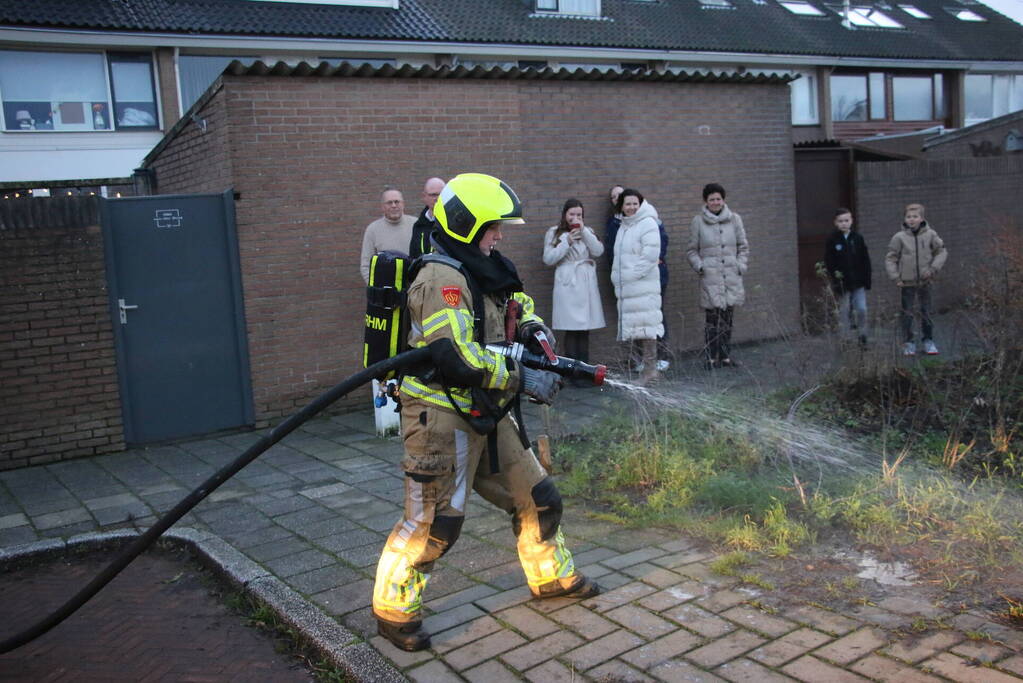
[[978, 0, 1023, 24]]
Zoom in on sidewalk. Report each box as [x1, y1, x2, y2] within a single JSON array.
[[2, 321, 1021, 681]]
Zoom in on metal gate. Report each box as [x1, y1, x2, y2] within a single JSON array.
[[100, 190, 254, 443]]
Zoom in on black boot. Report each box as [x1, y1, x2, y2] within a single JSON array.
[[377, 619, 431, 652], [532, 574, 602, 600]]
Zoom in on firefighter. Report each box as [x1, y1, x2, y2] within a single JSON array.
[[372, 173, 601, 651]]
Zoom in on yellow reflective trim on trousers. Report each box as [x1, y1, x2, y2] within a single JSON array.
[[376, 569, 428, 614], [402, 377, 472, 411], [523, 529, 576, 586]]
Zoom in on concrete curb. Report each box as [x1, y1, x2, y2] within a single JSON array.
[[0, 528, 405, 683]]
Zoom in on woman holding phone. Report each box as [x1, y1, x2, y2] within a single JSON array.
[[543, 198, 605, 375]]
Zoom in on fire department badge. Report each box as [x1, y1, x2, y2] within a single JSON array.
[[441, 286, 462, 307]]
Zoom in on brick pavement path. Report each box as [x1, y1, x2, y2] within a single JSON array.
[[0, 546, 314, 681], [2, 322, 1021, 681]]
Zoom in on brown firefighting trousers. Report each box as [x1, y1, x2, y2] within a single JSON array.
[[372, 398, 578, 624]]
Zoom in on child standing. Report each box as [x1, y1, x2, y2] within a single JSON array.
[[885, 203, 948, 356], [824, 208, 871, 345]]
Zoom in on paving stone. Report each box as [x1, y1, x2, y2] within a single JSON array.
[[32, 507, 92, 530], [494, 604, 561, 639], [426, 604, 489, 636], [659, 538, 696, 553], [922, 652, 1023, 683], [650, 548, 716, 569], [311, 577, 374, 615], [846, 603, 914, 630], [782, 654, 872, 682], [564, 629, 645, 671], [298, 482, 352, 499], [423, 583, 497, 615], [296, 516, 361, 540], [784, 604, 860, 635], [314, 527, 385, 553], [431, 615, 504, 654], [571, 546, 619, 566], [875, 595, 948, 618], [885, 630, 965, 664], [407, 659, 462, 682], [720, 605, 797, 638], [622, 563, 687, 589], [813, 626, 887, 665], [674, 562, 740, 586], [998, 655, 1023, 676], [286, 563, 361, 595], [663, 604, 737, 638], [950, 638, 1014, 663], [849, 654, 945, 682], [548, 603, 619, 639], [714, 657, 798, 682], [500, 629, 584, 671], [748, 627, 833, 667], [524, 658, 579, 682], [621, 628, 705, 670], [93, 503, 153, 526], [333, 541, 383, 568], [583, 581, 658, 613], [368, 635, 435, 669], [82, 492, 140, 510], [605, 604, 678, 639], [463, 658, 522, 683], [474, 585, 533, 613], [445, 628, 527, 671], [639, 582, 708, 612], [685, 629, 766, 668], [264, 548, 336, 577], [697, 590, 751, 614], [588, 659, 657, 682], [601, 547, 669, 570], [649, 657, 725, 682], [244, 535, 312, 563], [0, 513, 29, 530]]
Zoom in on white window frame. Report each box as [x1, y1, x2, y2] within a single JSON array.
[[899, 4, 931, 18], [778, 0, 826, 15], [534, 0, 602, 17], [789, 71, 819, 125]]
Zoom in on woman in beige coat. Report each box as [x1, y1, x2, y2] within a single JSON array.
[[686, 183, 749, 369], [543, 198, 605, 369]]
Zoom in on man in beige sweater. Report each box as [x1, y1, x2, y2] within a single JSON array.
[[360, 187, 416, 282]]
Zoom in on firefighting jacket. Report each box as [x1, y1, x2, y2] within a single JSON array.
[[399, 259, 544, 414]]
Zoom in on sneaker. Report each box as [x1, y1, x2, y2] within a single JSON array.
[[902, 342, 917, 356], [656, 359, 670, 372], [923, 339, 939, 355]]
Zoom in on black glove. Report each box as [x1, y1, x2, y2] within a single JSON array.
[[520, 367, 562, 404], [519, 321, 557, 356]]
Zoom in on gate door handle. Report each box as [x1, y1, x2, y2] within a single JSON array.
[[118, 298, 139, 324]]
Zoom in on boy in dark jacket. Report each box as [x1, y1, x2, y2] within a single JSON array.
[[824, 208, 871, 345]]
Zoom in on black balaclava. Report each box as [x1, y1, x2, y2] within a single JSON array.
[[432, 229, 523, 296]]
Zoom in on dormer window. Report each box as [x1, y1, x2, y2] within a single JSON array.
[[699, 0, 734, 8], [899, 4, 931, 18], [827, 5, 905, 26], [778, 1, 826, 16], [946, 7, 985, 20], [535, 0, 602, 16]]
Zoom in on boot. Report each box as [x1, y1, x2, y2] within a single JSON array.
[[377, 619, 431, 652], [637, 339, 659, 386], [532, 574, 602, 600]]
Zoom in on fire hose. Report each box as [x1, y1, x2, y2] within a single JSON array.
[[0, 342, 604, 654]]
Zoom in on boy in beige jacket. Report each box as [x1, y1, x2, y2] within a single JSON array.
[[885, 203, 948, 356]]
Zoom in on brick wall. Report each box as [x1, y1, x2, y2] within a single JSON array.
[[0, 198, 124, 470], [854, 155, 1023, 315], [155, 74, 798, 422]]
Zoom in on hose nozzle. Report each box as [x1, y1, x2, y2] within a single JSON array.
[[485, 343, 606, 387]]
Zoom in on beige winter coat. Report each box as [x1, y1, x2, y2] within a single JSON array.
[[542, 225, 606, 331], [884, 223, 948, 286], [686, 205, 749, 310]]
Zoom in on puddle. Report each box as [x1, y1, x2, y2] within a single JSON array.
[[837, 551, 918, 586]]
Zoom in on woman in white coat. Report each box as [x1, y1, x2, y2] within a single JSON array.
[[686, 183, 749, 369], [610, 189, 664, 385], [543, 199, 605, 371]]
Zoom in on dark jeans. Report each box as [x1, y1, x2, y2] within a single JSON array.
[[561, 330, 590, 364], [704, 307, 734, 362], [900, 285, 933, 343]]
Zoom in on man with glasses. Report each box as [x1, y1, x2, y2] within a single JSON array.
[[409, 177, 445, 259], [359, 187, 417, 283]]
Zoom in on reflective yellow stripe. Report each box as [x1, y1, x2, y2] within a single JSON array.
[[523, 529, 576, 587], [401, 376, 472, 411]]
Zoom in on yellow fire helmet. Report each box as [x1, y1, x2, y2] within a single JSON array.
[[433, 173, 525, 245]]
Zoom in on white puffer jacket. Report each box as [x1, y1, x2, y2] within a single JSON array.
[[610, 201, 664, 341]]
